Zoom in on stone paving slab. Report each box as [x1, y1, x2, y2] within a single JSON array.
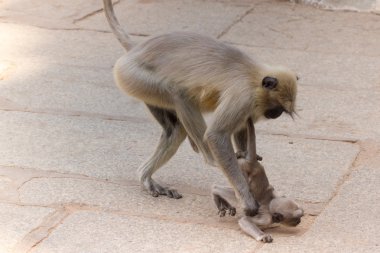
[[0, 110, 358, 206], [0, 203, 54, 253], [77, 0, 252, 38], [0, 23, 123, 68], [0, 0, 105, 29], [33, 211, 260, 253], [222, 0, 380, 57], [19, 177, 219, 221]]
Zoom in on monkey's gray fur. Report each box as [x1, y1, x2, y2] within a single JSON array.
[[103, 0, 298, 216], [212, 119, 303, 242]]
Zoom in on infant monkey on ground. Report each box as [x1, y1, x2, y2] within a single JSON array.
[[212, 119, 304, 243]]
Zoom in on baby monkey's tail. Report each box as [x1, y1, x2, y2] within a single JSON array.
[[103, 0, 134, 51]]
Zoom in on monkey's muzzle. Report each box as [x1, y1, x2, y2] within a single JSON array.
[[264, 106, 284, 119]]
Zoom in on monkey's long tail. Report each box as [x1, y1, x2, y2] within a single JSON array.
[[103, 0, 134, 51]]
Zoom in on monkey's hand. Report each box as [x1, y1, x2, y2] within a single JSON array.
[[244, 201, 260, 217], [235, 151, 262, 161], [258, 234, 273, 243]]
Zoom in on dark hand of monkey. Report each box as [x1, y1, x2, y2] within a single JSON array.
[[244, 199, 260, 216], [235, 151, 262, 161]]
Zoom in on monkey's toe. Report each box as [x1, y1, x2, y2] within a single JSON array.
[[218, 210, 226, 217], [149, 190, 160, 197], [228, 207, 236, 216], [165, 188, 182, 199]]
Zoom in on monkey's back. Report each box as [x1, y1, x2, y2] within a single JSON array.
[[114, 32, 265, 110], [131, 32, 258, 85]]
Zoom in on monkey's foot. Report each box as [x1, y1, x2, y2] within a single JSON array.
[[215, 197, 236, 217], [218, 207, 236, 217], [258, 234, 273, 243], [143, 179, 182, 199]]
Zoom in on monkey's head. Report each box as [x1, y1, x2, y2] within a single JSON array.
[[255, 67, 298, 121], [269, 197, 303, 227]]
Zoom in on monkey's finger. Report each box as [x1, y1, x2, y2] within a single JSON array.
[[218, 210, 226, 217]]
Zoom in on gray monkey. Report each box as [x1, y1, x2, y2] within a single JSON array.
[[103, 0, 298, 216]]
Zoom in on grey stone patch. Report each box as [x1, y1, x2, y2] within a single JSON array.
[[0, 23, 124, 68], [0, 0, 106, 29], [0, 60, 148, 119], [0, 203, 55, 252], [297, 0, 380, 13], [19, 177, 220, 220], [77, 0, 252, 38], [255, 86, 380, 141], [33, 211, 259, 253], [260, 162, 380, 253], [0, 176, 12, 191], [254, 134, 359, 203], [222, 1, 380, 57]]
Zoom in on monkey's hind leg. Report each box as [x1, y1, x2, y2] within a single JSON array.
[[137, 105, 187, 199]]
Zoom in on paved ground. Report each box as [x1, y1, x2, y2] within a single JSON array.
[[0, 0, 379, 252]]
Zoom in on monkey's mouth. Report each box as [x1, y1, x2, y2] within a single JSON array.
[[264, 107, 284, 119]]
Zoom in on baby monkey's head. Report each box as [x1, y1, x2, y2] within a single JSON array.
[[269, 197, 304, 227]]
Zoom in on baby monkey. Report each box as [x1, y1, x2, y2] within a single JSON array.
[[212, 119, 303, 243]]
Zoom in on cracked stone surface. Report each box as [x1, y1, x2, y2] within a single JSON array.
[[0, 0, 379, 252], [0, 203, 55, 253], [260, 143, 380, 253], [77, 0, 253, 37], [222, 1, 380, 57], [33, 211, 260, 253]]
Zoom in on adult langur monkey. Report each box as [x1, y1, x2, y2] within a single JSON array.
[[103, 0, 298, 216]]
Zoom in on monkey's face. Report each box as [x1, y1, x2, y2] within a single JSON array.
[[259, 68, 298, 120], [269, 197, 304, 227]]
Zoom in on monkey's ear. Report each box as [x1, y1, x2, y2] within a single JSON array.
[[262, 77, 278, 90], [272, 213, 284, 223]]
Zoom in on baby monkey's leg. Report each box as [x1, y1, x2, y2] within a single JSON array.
[[238, 216, 273, 243], [211, 185, 237, 217]]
